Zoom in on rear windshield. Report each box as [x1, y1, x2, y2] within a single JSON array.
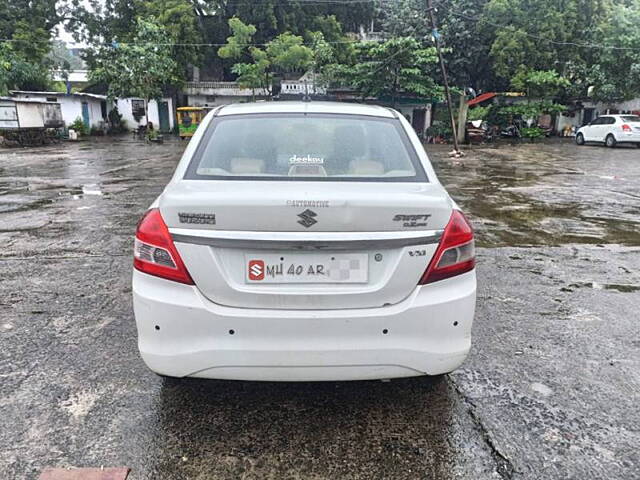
[[184, 113, 427, 182], [621, 115, 640, 123]]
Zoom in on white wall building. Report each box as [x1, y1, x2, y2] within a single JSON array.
[[10, 91, 105, 129], [113, 97, 175, 132], [556, 98, 640, 134], [184, 82, 269, 107]]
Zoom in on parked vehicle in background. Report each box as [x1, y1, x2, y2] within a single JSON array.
[[177, 106, 209, 139], [575, 114, 640, 148], [132, 101, 477, 382], [466, 120, 496, 144]]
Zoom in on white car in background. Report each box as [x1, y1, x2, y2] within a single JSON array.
[[132, 102, 476, 381], [576, 114, 640, 148]]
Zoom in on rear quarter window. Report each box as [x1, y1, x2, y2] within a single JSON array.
[[184, 113, 428, 183]]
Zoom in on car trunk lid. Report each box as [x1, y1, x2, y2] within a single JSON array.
[[160, 180, 452, 310]]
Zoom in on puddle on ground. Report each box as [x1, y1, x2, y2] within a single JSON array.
[[81, 184, 103, 196], [429, 142, 640, 247], [568, 282, 640, 293]]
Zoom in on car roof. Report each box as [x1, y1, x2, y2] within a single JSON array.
[[216, 101, 397, 118]]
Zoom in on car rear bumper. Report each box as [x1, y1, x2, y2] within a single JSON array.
[[615, 132, 640, 142], [132, 269, 476, 381]]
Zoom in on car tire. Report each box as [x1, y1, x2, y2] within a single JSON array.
[[576, 133, 585, 145], [605, 134, 617, 148]]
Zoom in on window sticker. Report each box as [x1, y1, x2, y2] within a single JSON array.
[[289, 154, 325, 165]]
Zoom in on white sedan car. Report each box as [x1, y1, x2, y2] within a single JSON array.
[[576, 114, 640, 147], [132, 102, 476, 381]]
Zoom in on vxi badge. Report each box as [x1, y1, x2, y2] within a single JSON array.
[[393, 214, 431, 228], [297, 209, 318, 228]]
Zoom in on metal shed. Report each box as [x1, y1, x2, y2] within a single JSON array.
[[0, 97, 63, 145]]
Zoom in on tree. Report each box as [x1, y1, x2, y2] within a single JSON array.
[[0, 44, 50, 94], [379, 0, 428, 39], [510, 68, 570, 99], [589, 2, 640, 101], [377, 0, 497, 92], [142, 0, 203, 75], [67, 0, 201, 81], [336, 37, 441, 106], [439, 0, 496, 91], [218, 17, 314, 96], [481, 0, 609, 85], [89, 18, 180, 124], [0, 0, 61, 92]]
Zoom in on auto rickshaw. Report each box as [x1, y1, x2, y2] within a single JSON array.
[[177, 107, 207, 139]]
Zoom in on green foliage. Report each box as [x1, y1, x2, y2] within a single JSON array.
[[498, 102, 566, 119], [143, 0, 204, 73], [0, 44, 50, 94], [426, 122, 453, 139], [107, 107, 128, 134], [510, 68, 570, 98], [308, 15, 354, 65], [90, 18, 179, 110], [376, 0, 640, 101], [520, 126, 546, 140], [70, 117, 88, 136], [0, 0, 58, 93], [218, 17, 257, 59], [335, 37, 441, 103], [69, 0, 200, 81], [589, 3, 640, 101], [467, 106, 490, 122], [218, 17, 315, 94], [266, 32, 314, 72], [482, 0, 603, 82]]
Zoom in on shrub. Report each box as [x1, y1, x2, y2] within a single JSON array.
[[107, 107, 128, 134], [69, 117, 88, 136], [467, 106, 490, 122], [426, 122, 452, 138], [521, 126, 546, 140]]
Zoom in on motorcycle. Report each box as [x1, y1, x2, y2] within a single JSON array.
[[466, 120, 496, 143]]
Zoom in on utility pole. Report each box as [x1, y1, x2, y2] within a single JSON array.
[[426, 0, 463, 157]]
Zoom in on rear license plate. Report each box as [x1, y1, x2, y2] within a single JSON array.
[[245, 253, 368, 284]]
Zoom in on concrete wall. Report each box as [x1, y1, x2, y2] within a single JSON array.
[[16, 103, 44, 128], [58, 97, 103, 128], [11, 93, 104, 128], [187, 94, 256, 107], [583, 99, 640, 116], [556, 111, 583, 134], [395, 104, 432, 137], [115, 97, 174, 131], [556, 98, 640, 134]]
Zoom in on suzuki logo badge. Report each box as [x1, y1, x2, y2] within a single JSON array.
[[297, 209, 318, 228], [248, 260, 265, 281]]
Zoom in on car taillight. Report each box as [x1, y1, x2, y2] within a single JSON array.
[[622, 124, 632, 132], [419, 210, 475, 284], [134, 208, 194, 285]]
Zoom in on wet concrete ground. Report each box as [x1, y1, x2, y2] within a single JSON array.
[[0, 137, 638, 479]]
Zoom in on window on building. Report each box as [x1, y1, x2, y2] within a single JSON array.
[[46, 97, 57, 102], [131, 99, 146, 122]]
